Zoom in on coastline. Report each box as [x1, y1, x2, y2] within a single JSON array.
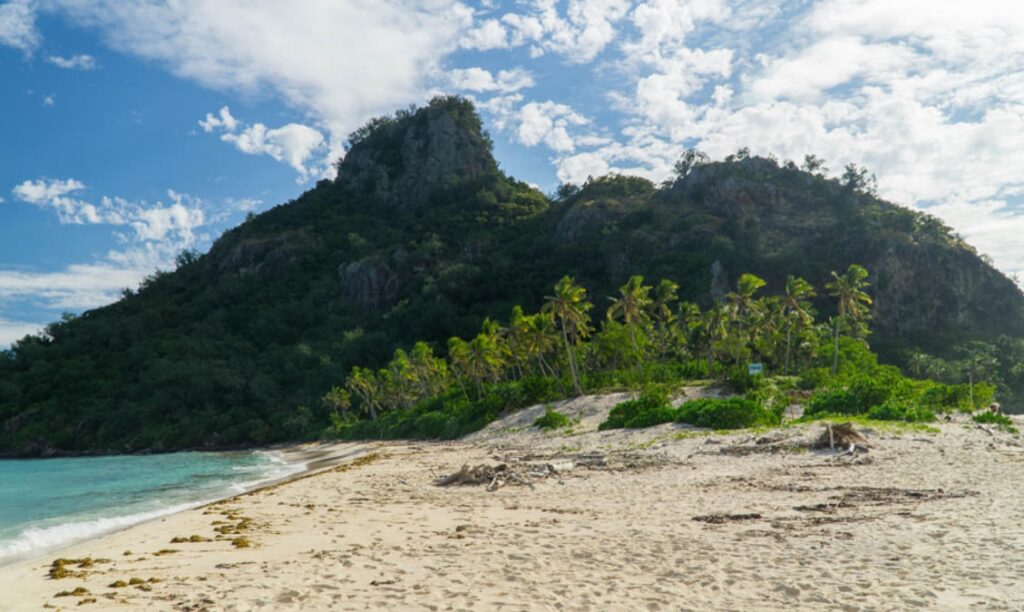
[[0, 442, 367, 571], [2, 398, 1022, 610]]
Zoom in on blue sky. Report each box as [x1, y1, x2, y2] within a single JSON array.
[[2, 0, 1024, 345]]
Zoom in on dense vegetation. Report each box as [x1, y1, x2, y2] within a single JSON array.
[[325, 268, 991, 439], [0, 96, 1021, 456]]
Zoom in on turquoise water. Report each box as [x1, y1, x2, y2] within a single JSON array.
[[0, 451, 304, 565]]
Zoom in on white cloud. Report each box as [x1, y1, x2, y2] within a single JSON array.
[[449, 67, 534, 93], [42, 94, 55, 107], [461, 17, 508, 50], [199, 106, 327, 181], [45, 0, 473, 138], [0, 317, 44, 347], [497, 0, 633, 62], [0, 0, 38, 53], [516, 101, 589, 153], [199, 106, 239, 133], [47, 53, 97, 70]]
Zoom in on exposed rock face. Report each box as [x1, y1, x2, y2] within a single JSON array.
[[339, 259, 399, 312], [215, 237, 299, 278], [709, 260, 729, 301], [555, 202, 621, 242], [336, 98, 496, 210]]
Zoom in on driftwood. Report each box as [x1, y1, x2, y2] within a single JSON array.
[[812, 423, 868, 451], [435, 462, 569, 492]]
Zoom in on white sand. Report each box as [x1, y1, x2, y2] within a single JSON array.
[[2, 396, 1023, 611]]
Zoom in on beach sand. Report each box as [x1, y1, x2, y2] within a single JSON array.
[[2, 393, 1023, 611]]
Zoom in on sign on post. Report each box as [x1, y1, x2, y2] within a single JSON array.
[[748, 362, 764, 376]]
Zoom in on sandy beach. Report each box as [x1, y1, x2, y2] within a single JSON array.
[[2, 392, 1023, 611]]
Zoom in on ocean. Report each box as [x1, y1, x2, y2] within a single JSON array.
[[0, 450, 305, 566]]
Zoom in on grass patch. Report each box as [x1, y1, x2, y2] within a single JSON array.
[[54, 587, 90, 598], [533, 407, 571, 430], [797, 413, 940, 434], [973, 412, 1019, 433], [231, 537, 252, 548]]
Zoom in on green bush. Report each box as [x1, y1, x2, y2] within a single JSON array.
[[533, 408, 570, 430], [805, 389, 862, 416], [599, 388, 674, 430], [972, 411, 1018, 433], [676, 397, 780, 429], [865, 402, 935, 423]]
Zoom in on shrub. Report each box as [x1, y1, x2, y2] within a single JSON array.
[[533, 408, 570, 430], [599, 388, 673, 430], [972, 412, 1018, 433], [676, 397, 780, 429], [865, 402, 936, 423], [805, 389, 862, 416]]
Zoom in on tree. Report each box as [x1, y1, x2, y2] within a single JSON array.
[[543, 276, 594, 395], [841, 163, 877, 195], [465, 319, 508, 395], [322, 386, 351, 421], [726, 273, 767, 347], [672, 149, 710, 180], [802, 154, 828, 176], [782, 276, 816, 373], [607, 275, 654, 364], [345, 367, 381, 420], [651, 279, 680, 359], [825, 264, 873, 375]]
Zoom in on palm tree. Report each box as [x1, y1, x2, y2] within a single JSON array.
[[521, 310, 559, 377], [726, 273, 767, 344], [825, 264, 873, 375], [543, 276, 594, 395], [465, 319, 507, 395], [782, 275, 816, 373], [345, 366, 381, 419], [607, 275, 654, 364], [701, 302, 729, 371], [446, 337, 472, 398], [651, 279, 679, 359]]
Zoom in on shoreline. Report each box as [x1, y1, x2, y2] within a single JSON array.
[[1, 398, 1022, 610], [0, 442, 371, 571]]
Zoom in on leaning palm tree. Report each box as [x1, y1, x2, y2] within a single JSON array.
[[650, 279, 680, 359], [345, 366, 381, 420], [825, 264, 873, 375], [607, 275, 654, 364], [543, 276, 594, 395], [782, 275, 816, 373]]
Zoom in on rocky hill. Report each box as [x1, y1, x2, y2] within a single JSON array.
[[1, 96, 1022, 456]]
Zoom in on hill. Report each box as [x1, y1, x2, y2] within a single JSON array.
[[1, 96, 1022, 456]]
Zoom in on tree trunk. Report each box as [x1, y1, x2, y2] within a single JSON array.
[[831, 317, 841, 376], [785, 326, 793, 375], [562, 326, 582, 396]]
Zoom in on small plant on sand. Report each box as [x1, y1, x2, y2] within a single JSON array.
[[108, 580, 128, 588], [972, 411, 1018, 433], [533, 407, 571, 430], [127, 578, 145, 586], [153, 549, 179, 556], [54, 587, 90, 597], [231, 537, 252, 548]]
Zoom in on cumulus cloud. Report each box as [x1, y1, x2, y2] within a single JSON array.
[[2, 180, 235, 314], [198, 106, 328, 181], [46, 53, 97, 70], [43, 1, 472, 135], [516, 101, 589, 152], [449, 67, 535, 93], [0, 0, 38, 53]]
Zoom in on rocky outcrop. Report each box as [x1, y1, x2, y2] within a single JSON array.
[[336, 97, 497, 210], [339, 259, 399, 312]]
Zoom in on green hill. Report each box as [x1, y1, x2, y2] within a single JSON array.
[[2, 96, 1022, 456]]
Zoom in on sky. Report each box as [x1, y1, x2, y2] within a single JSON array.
[[2, 0, 1024, 346]]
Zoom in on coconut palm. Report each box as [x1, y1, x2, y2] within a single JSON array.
[[607, 275, 654, 364], [782, 275, 816, 373], [345, 366, 381, 419], [825, 264, 873, 374], [726, 273, 767, 343], [543, 276, 594, 395]]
